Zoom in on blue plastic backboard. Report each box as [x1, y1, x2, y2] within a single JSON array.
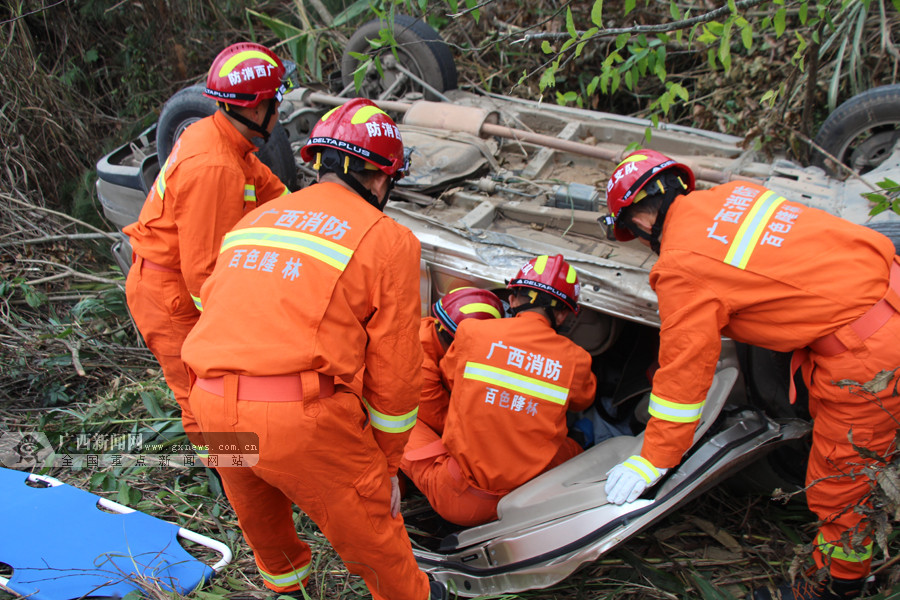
[[0, 466, 214, 600]]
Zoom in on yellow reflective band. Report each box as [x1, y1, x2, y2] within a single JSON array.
[[221, 227, 353, 271], [623, 455, 660, 483], [218, 50, 278, 78], [244, 184, 257, 203], [362, 398, 418, 433], [816, 532, 873, 563], [192, 294, 203, 312], [723, 191, 786, 269], [259, 561, 311, 587], [320, 106, 340, 122], [463, 362, 568, 405], [155, 156, 171, 199], [616, 153, 648, 168], [350, 104, 389, 125], [460, 302, 502, 319], [533, 254, 548, 275], [565, 264, 577, 284], [648, 393, 703, 423]]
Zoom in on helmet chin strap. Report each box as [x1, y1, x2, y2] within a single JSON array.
[[624, 173, 689, 254], [222, 98, 277, 143], [316, 150, 393, 211]]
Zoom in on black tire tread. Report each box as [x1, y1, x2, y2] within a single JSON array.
[[812, 84, 900, 174]]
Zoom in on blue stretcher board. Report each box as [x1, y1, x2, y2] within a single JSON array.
[[0, 466, 215, 599]]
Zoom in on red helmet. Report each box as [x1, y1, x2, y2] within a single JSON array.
[[300, 98, 409, 178], [432, 287, 504, 336], [507, 254, 580, 313], [204, 43, 293, 108], [604, 149, 695, 241]]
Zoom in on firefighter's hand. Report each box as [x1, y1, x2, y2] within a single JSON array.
[[390, 475, 401, 518], [605, 455, 668, 505]]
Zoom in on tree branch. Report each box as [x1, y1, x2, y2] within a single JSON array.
[[516, 0, 769, 43]]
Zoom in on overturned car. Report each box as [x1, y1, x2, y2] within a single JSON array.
[[95, 16, 900, 597]]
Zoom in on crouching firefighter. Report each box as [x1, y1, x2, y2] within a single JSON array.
[[181, 98, 447, 599], [601, 149, 900, 600]]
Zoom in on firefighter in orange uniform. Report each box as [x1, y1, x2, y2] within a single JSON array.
[[181, 98, 445, 600], [124, 43, 292, 436], [601, 149, 900, 600], [401, 255, 596, 526], [418, 287, 504, 434]]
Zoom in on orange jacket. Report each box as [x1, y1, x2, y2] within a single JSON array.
[[440, 310, 596, 492], [123, 110, 286, 308], [643, 180, 897, 468], [181, 182, 424, 473], [417, 317, 451, 433]]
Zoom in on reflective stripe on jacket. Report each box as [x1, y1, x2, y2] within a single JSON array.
[[181, 182, 424, 472], [440, 311, 596, 492], [642, 180, 897, 468], [124, 110, 287, 305]]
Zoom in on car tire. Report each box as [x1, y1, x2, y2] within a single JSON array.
[[812, 84, 900, 176], [866, 222, 900, 254], [341, 14, 457, 101], [156, 84, 299, 190]]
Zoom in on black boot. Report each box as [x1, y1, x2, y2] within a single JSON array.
[[749, 575, 865, 600], [429, 579, 448, 600]]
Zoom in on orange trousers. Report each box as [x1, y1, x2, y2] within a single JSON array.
[[125, 255, 200, 435], [190, 380, 430, 599], [804, 308, 900, 579], [400, 421, 582, 527]]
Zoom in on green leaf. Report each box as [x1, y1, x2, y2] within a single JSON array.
[[586, 75, 600, 96], [576, 40, 588, 57], [591, 0, 604, 26], [877, 178, 899, 189], [616, 33, 630, 50], [727, 0, 737, 13], [464, 0, 481, 24], [446, 0, 459, 13], [541, 40, 553, 54], [85, 48, 98, 63], [556, 90, 578, 105], [869, 203, 889, 216], [23, 285, 47, 308], [539, 64, 558, 90], [565, 6, 577, 38], [799, 1, 809, 24], [670, 0, 681, 20], [671, 82, 689, 101], [760, 89, 778, 107], [644, 126, 653, 144], [624, 0, 636, 16], [774, 7, 787, 36], [707, 47, 717, 70], [582, 26, 599, 41], [624, 69, 633, 90], [741, 23, 753, 50]]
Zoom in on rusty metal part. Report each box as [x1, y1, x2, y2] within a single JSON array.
[[300, 91, 735, 184]]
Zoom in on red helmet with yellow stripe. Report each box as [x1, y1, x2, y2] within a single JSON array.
[[203, 42, 293, 108], [507, 254, 580, 314], [432, 287, 504, 337], [300, 98, 409, 179], [604, 149, 695, 241]]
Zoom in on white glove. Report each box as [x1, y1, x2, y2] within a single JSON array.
[[605, 455, 668, 505]]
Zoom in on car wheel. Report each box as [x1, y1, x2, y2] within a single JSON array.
[[341, 14, 458, 101], [812, 84, 900, 177], [156, 84, 299, 190], [866, 222, 900, 254]]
